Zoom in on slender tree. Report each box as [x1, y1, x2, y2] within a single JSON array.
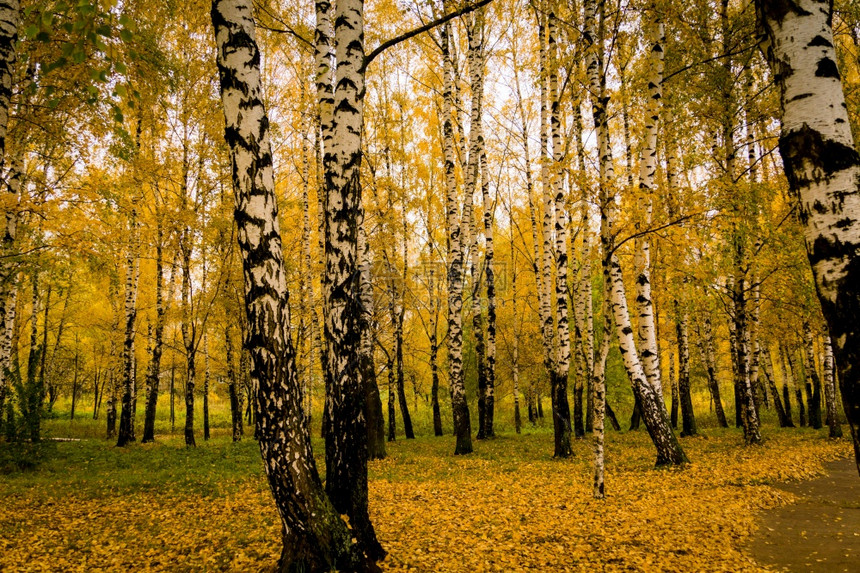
[[441, 18, 473, 455], [823, 335, 843, 439]]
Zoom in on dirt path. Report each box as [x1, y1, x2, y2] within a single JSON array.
[[747, 458, 860, 572]]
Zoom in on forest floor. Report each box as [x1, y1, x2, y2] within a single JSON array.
[[0, 423, 853, 572]]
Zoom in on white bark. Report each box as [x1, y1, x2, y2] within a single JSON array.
[[441, 20, 472, 454], [757, 0, 860, 470], [0, 0, 18, 166], [634, 4, 664, 397]]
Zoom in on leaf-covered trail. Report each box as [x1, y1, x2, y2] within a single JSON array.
[[746, 457, 860, 572], [0, 429, 851, 571]]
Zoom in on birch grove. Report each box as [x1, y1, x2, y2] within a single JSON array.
[[2, 0, 860, 565]]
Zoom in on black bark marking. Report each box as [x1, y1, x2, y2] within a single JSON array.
[[808, 35, 832, 47], [780, 124, 860, 190], [815, 57, 840, 79]]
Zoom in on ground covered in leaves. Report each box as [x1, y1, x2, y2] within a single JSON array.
[[0, 424, 851, 572]]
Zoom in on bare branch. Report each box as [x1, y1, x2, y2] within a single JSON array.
[[363, 0, 494, 71]]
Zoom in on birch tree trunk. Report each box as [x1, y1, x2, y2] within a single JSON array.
[[593, 281, 612, 499], [203, 329, 210, 441], [358, 222, 386, 458], [142, 221, 165, 443], [429, 265, 443, 436], [225, 323, 242, 442], [584, 0, 686, 466], [320, 0, 384, 557], [387, 353, 396, 442], [698, 315, 728, 427], [511, 232, 522, 435], [513, 47, 542, 433], [535, 5, 556, 404], [0, 0, 18, 425], [760, 343, 793, 427], [783, 343, 806, 426], [462, 12, 488, 441], [105, 277, 120, 439], [480, 114, 496, 440], [803, 321, 823, 429], [181, 227, 196, 447], [823, 336, 843, 438], [756, 0, 860, 471], [211, 2, 370, 568], [634, 3, 665, 397], [669, 348, 678, 428], [776, 340, 795, 426], [731, 277, 762, 444], [548, 10, 572, 457], [0, 0, 17, 169], [117, 208, 139, 447], [675, 304, 697, 436], [394, 270, 413, 440], [0, 157, 21, 422], [442, 20, 472, 455], [315, 0, 334, 444]]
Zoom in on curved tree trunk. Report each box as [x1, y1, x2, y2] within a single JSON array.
[[756, 0, 860, 473], [584, 0, 685, 466], [211, 2, 372, 568]]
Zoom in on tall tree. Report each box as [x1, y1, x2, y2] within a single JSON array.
[[584, 0, 686, 466], [441, 17, 472, 455], [116, 205, 139, 447], [210, 1, 369, 568], [756, 0, 860, 472], [318, 0, 384, 559]]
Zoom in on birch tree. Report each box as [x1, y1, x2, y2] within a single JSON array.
[[211, 1, 370, 568], [0, 1, 19, 432], [116, 207, 139, 446], [583, 0, 686, 466], [441, 17, 473, 455], [756, 0, 860, 470], [823, 335, 843, 439]]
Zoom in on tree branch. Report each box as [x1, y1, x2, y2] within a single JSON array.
[[363, 0, 494, 71], [256, 23, 313, 50], [611, 213, 703, 256]]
